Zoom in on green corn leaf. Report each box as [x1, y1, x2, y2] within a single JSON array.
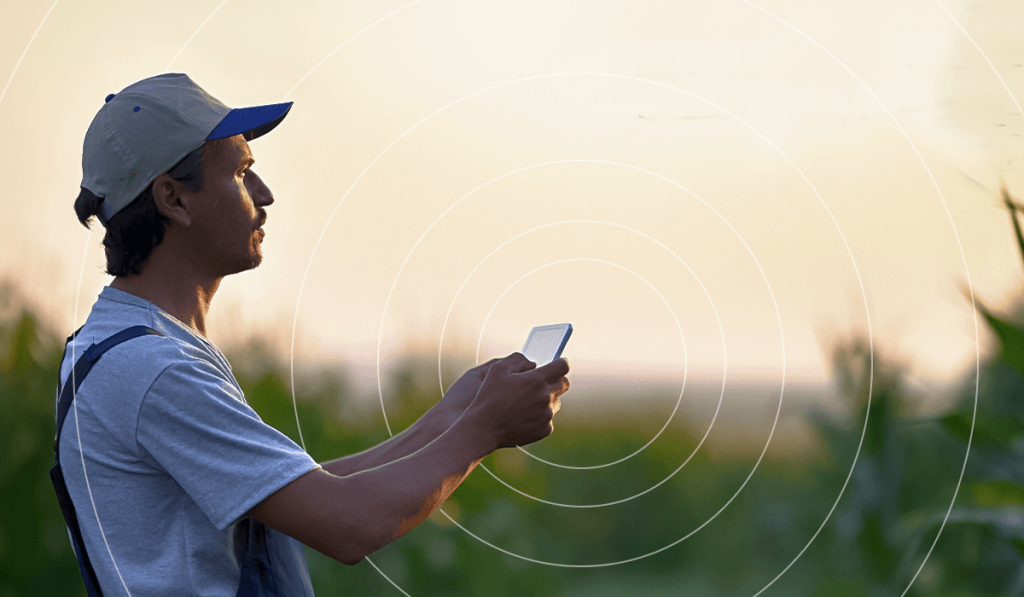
[[940, 412, 973, 444], [1002, 184, 1024, 271], [1012, 538, 1024, 559], [973, 481, 1024, 508], [978, 307, 1024, 381]]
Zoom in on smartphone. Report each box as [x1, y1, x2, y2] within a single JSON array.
[[522, 323, 573, 366]]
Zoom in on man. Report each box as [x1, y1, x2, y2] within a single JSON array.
[[59, 73, 571, 595]]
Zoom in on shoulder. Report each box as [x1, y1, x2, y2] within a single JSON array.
[[59, 286, 234, 384], [63, 327, 189, 372], [60, 328, 235, 415], [61, 333, 192, 406], [111, 336, 245, 417]]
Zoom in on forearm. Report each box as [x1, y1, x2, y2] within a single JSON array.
[[326, 411, 493, 563], [249, 354, 569, 566], [319, 401, 461, 477]]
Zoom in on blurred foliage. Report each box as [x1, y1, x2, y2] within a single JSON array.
[[3, 200, 1024, 595], [0, 281, 89, 597]]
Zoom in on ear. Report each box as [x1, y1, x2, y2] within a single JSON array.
[[150, 173, 192, 227]]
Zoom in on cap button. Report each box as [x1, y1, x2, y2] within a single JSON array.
[[105, 93, 116, 103]]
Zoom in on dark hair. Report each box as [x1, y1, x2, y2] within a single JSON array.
[[74, 141, 215, 277]]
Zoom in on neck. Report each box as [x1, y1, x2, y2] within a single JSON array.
[[110, 255, 222, 338]]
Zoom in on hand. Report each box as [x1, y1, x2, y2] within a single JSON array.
[[435, 358, 501, 427], [466, 352, 571, 451]]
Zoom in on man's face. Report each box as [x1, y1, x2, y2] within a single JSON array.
[[186, 134, 274, 276]]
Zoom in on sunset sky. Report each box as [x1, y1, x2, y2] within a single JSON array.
[[2, 0, 1023, 403]]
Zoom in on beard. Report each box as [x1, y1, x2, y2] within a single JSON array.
[[214, 230, 264, 276], [244, 232, 264, 271]]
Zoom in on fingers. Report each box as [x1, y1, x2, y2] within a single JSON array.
[[469, 357, 502, 377], [544, 375, 567, 434], [524, 404, 556, 445], [478, 357, 502, 369], [500, 352, 537, 374], [546, 377, 567, 421], [549, 375, 570, 398], [474, 352, 569, 449], [529, 356, 570, 382]]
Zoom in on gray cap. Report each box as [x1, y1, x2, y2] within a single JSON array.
[[81, 73, 292, 223]]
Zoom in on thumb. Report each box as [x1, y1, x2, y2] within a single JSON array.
[[502, 352, 537, 374]]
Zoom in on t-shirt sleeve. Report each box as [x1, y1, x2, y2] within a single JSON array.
[[137, 359, 321, 531]]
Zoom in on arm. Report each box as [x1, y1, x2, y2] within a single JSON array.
[[319, 358, 500, 477], [248, 353, 571, 565]]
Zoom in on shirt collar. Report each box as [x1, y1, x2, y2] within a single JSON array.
[[98, 285, 156, 309]]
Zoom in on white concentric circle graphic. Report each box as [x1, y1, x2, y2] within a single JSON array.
[[68, 230, 133, 595], [379, 161, 787, 561], [31, 0, 1006, 593], [466, 256, 694, 473], [434, 218, 724, 472], [334, 129, 793, 562], [459, 256, 714, 502], [456, 255, 696, 478], [0, 0, 58, 107], [730, 3, 982, 595], [365, 153, 795, 527], [284, 69, 896, 580]]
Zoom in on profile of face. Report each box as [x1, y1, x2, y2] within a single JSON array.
[[181, 134, 275, 276]]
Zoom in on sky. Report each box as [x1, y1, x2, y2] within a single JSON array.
[[2, 0, 1023, 405]]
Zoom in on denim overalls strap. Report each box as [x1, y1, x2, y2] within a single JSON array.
[[51, 325, 291, 597], [234, 517, 283, 596], [51, 325, 163, 597]]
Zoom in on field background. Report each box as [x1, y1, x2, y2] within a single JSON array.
[[2, 230, 1024, 595], [4, 0, 1024, 594]]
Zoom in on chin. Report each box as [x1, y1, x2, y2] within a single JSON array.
[[226, 252, 262, 276], [247, 240, 263, 269]]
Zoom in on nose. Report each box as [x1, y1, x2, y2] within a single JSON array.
[[247, 170, 274, 207]]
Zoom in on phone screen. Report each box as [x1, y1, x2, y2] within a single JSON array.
[[522, 323, 572, 366]]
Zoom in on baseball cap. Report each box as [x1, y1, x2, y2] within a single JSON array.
[[80, 73, 292, 223]]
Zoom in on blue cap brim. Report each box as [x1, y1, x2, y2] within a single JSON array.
[[206, 101, 293, 142]]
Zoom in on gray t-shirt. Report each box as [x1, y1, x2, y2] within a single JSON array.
[[57, 286, 322, 596]]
